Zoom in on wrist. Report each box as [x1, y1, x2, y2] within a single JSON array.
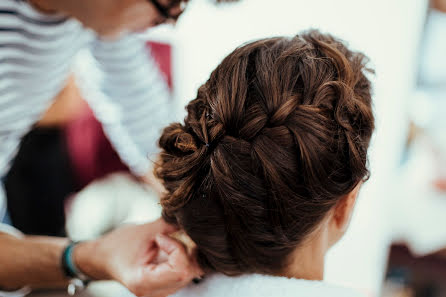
[[72, 241, 112, 281]]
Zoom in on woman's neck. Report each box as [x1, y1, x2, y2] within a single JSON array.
[[280, 225, 329, 281]]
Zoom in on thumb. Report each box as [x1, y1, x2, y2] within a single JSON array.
[[144, 218, 179, 236], [155, 234, 190, 274], [139, 234, 190, 285], [155, 233, 187, 257], [155, 234, 204, 277]]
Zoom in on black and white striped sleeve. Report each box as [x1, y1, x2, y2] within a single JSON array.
[[75, 34, 174, 176]]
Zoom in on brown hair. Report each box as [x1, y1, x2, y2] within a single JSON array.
[[155, 29, 374, 276]]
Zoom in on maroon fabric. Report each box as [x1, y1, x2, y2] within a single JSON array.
[[64, 105, 129, 188], [147, 41, 173, 89], [65, 41, 172, 188]]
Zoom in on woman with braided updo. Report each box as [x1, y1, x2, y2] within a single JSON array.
[[156, 29, 375, 297]]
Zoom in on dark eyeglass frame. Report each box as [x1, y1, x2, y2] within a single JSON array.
[[149, 0, 186, 21]]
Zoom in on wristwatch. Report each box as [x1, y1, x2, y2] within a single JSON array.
[[61, 241, 91, 296]]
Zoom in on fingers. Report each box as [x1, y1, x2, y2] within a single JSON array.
[[155, 234, 188, 263], [146, 218, 179, 235], [156, 234, 204, 277], [155, 234, 202, 276], [124, 231, 202, 297], [140, 236, 192, 292]]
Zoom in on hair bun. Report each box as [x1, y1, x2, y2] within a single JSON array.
[[155, 29, 375, 276], [159, 123, 198, 155]]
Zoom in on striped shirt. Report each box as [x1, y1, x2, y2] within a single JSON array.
[[0, 0, 173, 220]]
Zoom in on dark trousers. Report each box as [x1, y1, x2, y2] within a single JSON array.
[[4, 127, 79, 237]]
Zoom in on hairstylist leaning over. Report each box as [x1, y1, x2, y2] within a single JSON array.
[[0, 0, 203, 296]]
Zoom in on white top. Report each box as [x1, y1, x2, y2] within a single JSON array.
[[171, 273, 365, 297], [0, 0, 174, 220]]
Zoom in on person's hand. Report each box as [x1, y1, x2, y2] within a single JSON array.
[[74, 219, 203, 297], [30, 0, 188, 38]]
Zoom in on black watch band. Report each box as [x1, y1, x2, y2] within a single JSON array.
[[61, 241, 78, 278], [61, 241, 91, 295], [61, 241, 91, 281]]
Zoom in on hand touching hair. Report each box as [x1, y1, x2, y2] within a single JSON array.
[[155, 30, 374, 276]]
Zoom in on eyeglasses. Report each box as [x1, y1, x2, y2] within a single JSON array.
[[149, 0, 188, 21]]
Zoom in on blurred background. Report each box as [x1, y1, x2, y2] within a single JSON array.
[[5, 0, 445, 296]]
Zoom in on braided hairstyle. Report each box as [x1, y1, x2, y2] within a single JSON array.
[[155, 29, 374, 275]]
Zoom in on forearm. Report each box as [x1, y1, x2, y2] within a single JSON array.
[[0, 233, 68, 290], [1, 219, 202, 297]]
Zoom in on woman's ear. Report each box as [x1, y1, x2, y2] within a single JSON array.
[[328, 182, 362, 245]]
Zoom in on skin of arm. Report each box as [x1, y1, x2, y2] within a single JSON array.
[[0, 233, 68, 290], [0, 219, 202, 297]]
